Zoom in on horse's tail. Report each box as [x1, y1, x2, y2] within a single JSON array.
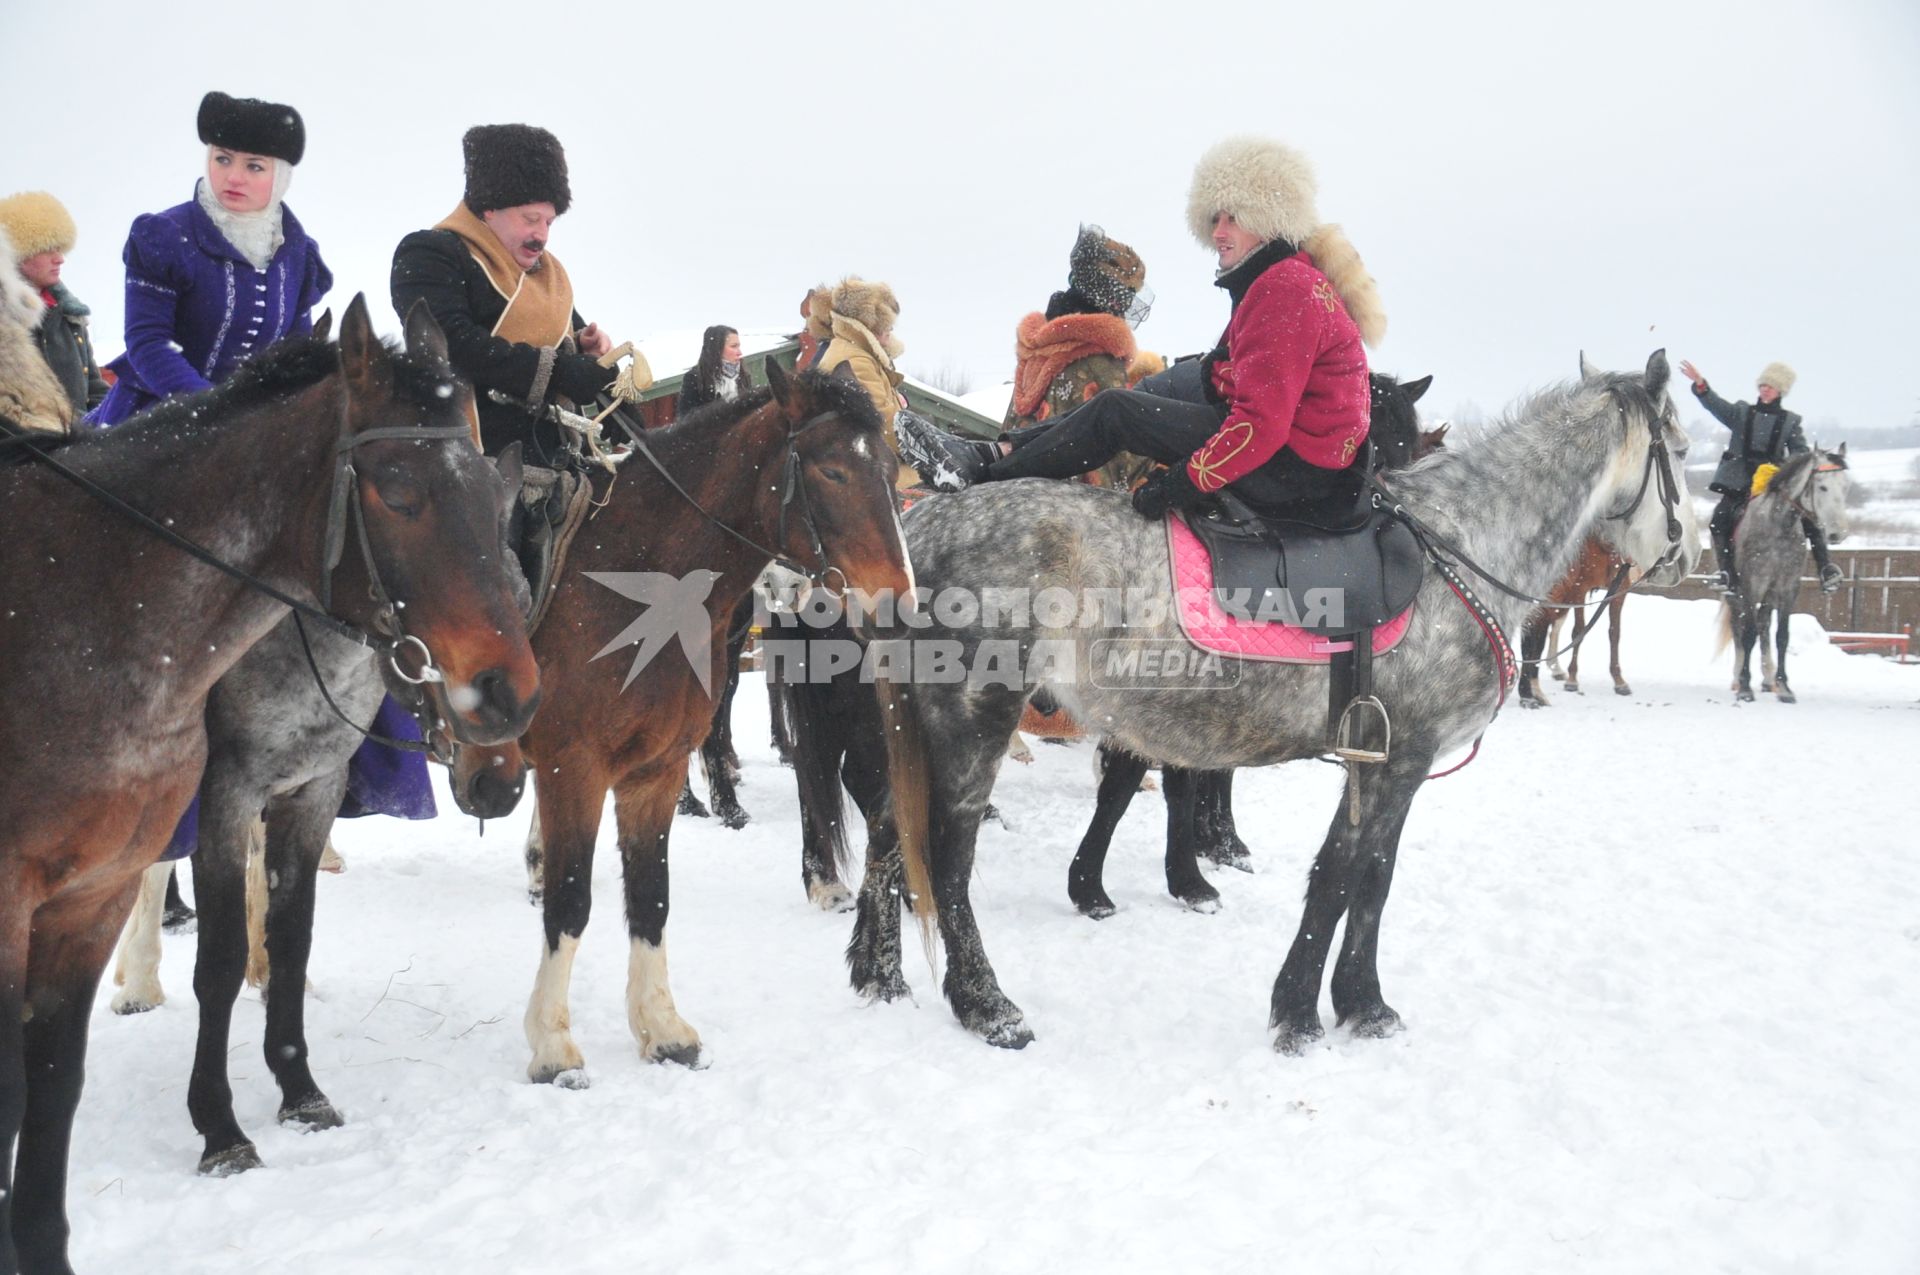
[[873, 673, 938, 951], [781, 675, 849, 882], [1712, 598, 1734, 658]]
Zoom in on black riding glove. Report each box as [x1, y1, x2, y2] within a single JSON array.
[[1132, 464, 1207, 520]]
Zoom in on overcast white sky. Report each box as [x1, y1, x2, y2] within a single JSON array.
[[8, 0, 1916, 435]]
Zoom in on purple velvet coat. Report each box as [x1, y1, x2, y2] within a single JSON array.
[[89, 191, 332, 426]]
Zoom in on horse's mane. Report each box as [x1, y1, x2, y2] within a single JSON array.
[[1387, 374, 1638, 508], [649, 369, 886, 459], [63, 335, 460, 480]]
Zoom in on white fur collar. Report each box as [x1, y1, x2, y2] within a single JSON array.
[[195, 175, 288, 272], [0, 227, 46, 330]]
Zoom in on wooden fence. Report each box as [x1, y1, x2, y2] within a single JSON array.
[[1659, 547, 1920, 643]]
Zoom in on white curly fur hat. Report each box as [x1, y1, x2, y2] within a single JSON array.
[[1757, 362, 1796, 396], [1186, 136, 1320, 249]]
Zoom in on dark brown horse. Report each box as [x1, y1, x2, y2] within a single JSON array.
[[0, 297, 538, 1273], [517, 363, 916, 1085]]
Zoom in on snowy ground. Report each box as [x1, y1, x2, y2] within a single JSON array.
[[70, 597, 1919, 1274]]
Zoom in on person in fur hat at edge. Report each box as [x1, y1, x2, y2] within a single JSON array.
[[89, 93, 434, 866], [88, 92, 332, 428], [0, 224, 77, 437], [793, 284, 834, 372], [1002, 225, 1158, 492], [898, 135, 1385, 522], [1678, 356, 1841, 595], [390, 123, 619, 462], [0, 190, 108, 425], [817, 275, 920, 490]]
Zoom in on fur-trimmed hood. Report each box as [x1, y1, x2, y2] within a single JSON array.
[[830, 276, 901, 354], [1187, 136, 1319, 249], [1758, 361, 1797, 396], [0, 191, 77, 260]]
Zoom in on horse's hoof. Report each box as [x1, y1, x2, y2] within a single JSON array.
[[1076, 897, 1118, 921], [856, 974, 914, 1004], [162, 907, 197, 935], [1179, 891, 1222, 915], [807, 879, 855, 912], [1200, 844, 1254, 873], [980, 1016, 1035, 1050], [718, 805, 751, 831], [531, 1064, 590, 1089], [1736, 689, 1756, 703], [1776, 689, 1797, 704], [1342, 1005, 1404, 1040], [677, 793, 711, 818], [1519, 697, 1545, 711], [110, 992, 163, 1015], [1562, 682, 1582, 694], [1272, 1015, 1325, 1056], [279, 1096, 345, 1131], [1614, 684, 1632, 696], [199, 1142, 264, 1177], [647, 1041, 707, 1070]]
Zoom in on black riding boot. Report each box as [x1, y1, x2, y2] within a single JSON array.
[[1805, 520, 1842, 593], [1710, 527, 1737, 595]]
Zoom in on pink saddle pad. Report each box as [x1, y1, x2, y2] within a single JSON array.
[[1166, 515, 1413, 663]]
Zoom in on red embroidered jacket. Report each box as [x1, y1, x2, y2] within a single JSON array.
[[1186, 250, 1370, 493]]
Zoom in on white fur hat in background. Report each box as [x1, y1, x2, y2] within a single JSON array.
[[1757, 362, 1797, 396], [1186, 136, 1320, 248]]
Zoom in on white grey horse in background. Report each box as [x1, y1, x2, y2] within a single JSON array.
[[1718, 445, 1850, 703], [852, 351, 1699, 1055]]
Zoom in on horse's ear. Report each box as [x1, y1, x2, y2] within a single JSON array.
[[1835, 441, 1847, 459], [338, 294, 381, 393], [1578, 350, 1602, 382], [403, 299, 451, 372], [312, 309, 333, 343], [829, 360, 861, 387], [494, 441, 525, 503], [1644, 348, 1670, 391], [766, 355, 793, 409], [1401, 374, 1432, 404]]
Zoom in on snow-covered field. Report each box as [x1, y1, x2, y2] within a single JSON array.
[[70, 597, 1918, 1274]]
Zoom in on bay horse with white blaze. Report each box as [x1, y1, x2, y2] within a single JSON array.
[[516, 363, 915, 1086], [0, 297, 538, 1273], [852, 352, 1697, 1054]]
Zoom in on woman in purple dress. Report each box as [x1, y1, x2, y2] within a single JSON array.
[[94, 92, 435, 862]]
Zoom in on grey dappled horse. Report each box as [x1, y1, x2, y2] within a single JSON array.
[[1722, 446, 1850, 703], [853, 352, 1698, 1054]]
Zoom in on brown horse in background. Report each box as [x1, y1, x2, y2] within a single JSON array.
[[0, 297, 538, 1274], [1518, 534, 1636, 706], [517, 363, 916, 1086]]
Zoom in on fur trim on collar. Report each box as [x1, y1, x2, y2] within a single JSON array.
[[1757, 361, 1796, 395], [1303, 225, 1386, 348], [196, 175, 287, 272], [829, 312, 902, 368], [0, 190, 77, 260], [1010, 311, 1135, 417], [1187, 136, 1319, 249], [0, 227, 45, 330]]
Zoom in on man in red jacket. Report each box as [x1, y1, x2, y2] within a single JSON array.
[[899, 136, 1385, 518]]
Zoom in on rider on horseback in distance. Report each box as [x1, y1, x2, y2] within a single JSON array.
[[1678, 356, 1842, 596], [897, 135, 1386, 522]]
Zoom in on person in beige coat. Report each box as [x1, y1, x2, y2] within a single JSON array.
[[0, 223, 73, 436], [816, 275, 917, 490]]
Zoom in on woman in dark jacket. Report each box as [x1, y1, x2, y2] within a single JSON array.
[[675, 324, 750, 416]]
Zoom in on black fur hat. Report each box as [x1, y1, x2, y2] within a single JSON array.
[[462, 124, 571, 215], [197, 91, 306, 165]]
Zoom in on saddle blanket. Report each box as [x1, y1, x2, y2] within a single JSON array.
[[1166, 515, 1413, 663]]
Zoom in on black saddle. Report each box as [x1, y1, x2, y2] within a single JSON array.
[[1185, 490, 1425, 635]]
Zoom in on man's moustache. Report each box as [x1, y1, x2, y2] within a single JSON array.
[[522, 241, 546, 254]]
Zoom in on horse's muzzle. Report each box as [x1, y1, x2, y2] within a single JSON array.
[[448, 670, 540, 746]]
